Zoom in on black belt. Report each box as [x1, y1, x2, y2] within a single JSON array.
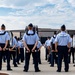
[[58, 45, 67, 47], [27, 44, 34, 46], [0, 43, 5, 48], [20, 48, 24, 49], [27, 44, 37, 51]]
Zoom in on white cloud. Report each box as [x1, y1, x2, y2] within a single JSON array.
[[68, 0, 75, 7], [0, 0, 48, 9], [0, 16, 26, 30], [0, 0, 75, 30]]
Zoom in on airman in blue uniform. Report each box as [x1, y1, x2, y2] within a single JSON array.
[[69, 35, 74, 63], [18, 38, 24, 63], [45, 37, 51, 60], [23, 23, 40, 72], [55, 25, 71, 72], [9, 33, 18, 67], [50, 31, 57, 67], [37, 40, 42, 64], [0, 24, 12, 71]]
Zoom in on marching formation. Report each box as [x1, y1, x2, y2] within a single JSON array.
[[0, 23, 74, 72]]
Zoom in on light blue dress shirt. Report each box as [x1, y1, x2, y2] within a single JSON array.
[[18, 40, 24, 48], [55, 31, 71, 46], [70, 38, 73, 47], [10, 37, 17, 47], [45, 39, 51, 47], [0, 30, 10, 44], [22, 30, 39, 45], [51, 35, 57, 44], [47, 40, 52, 47], [37, 41, 42, 48]]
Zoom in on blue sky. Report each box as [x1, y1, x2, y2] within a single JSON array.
[[0, 0, 75, 30]]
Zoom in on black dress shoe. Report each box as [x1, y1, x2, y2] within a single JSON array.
[[73, 65, 75, 66], [7, 69, 12, 71], [39, 63, 42, 64], [21, 61, 24, 63], [23, 70, 28, 72], [4, 61, 6, 63], [50, 65, 54, 67], [17, 63, 21, 65], [65, 70, 69, 72], [45, 58, 47, 60], [35, 70, 41, 72], [56, 70, 61, 72], [14, 65, 18, 67]]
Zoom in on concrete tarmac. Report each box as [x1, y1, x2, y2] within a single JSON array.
[[0, 46, 75, 75]]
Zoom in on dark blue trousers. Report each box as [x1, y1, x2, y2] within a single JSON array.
[[45, 48, 48, 60], [3, 55, 6, 62], [16, 47, 20, 64], [57, 46, 69, 71], [0, 43, 11, 70], [0, 50, 11, 70], [20, 48, 24, 62], [24, 45, 39, 71], [10, 51, 17, 66], [68, 47, 74, 63], [51, 44, 58, 66], [37, 50, 41, 64], [51, 52, 57, 66]]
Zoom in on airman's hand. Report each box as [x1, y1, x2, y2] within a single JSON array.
[[27, 48, 30, 53], [0, 47, 2, 51], [55, 49, 58, 52], [3, 47, 6, 51]]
